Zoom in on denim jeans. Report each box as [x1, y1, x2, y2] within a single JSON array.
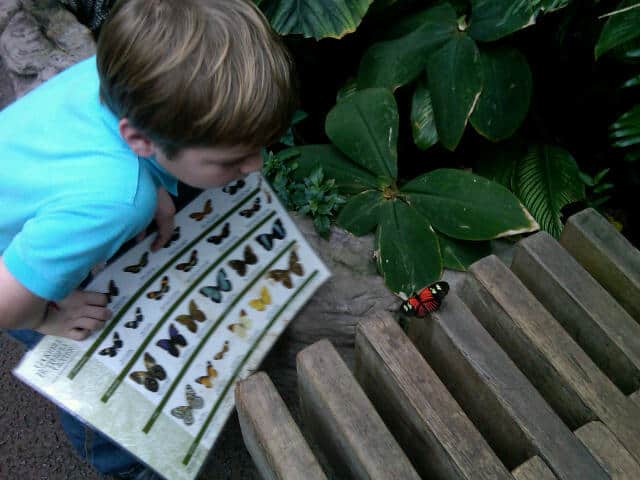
[[6, 329, 151, 479]]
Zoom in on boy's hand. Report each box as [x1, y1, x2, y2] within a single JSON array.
[[136, 187, 176, 251], [35, 290, 112, 340]]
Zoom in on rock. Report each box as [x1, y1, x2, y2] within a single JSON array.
[[0, 0, 20, 33]]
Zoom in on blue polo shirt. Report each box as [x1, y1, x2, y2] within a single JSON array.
[[0, 56, 178, 301]]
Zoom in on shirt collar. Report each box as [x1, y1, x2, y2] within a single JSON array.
[[141, 155, 179, 196]]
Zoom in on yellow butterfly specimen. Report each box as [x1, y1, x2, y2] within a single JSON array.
[[195, 361, 218, 388], [228, 310, 252, 338], [175, 300, 206, 333], [248, 286, 271, 311], [268, 249, 304, 289]]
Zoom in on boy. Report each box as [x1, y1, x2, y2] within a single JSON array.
[[0, 0, 295, 477]]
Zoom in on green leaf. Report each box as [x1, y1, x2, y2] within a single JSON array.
[[623, 74, 640, 88], [411, 75, 439, 150], [469, 0, 537, 42], [610, 104, 640, 148], [337, 77, 358, 103], [357, 3, 457, 90], [426, 33, 483, 151], [514, 144, 585, 238], [595, 1, 640, 59], [284, 145, 380, 194], [474, 138, 527, 189], [376, 199, 442, 296], [336, 190, 386, 235], [470, 46, 532, 142], [438, 234, 491, 271], [325, 88, 398, 181], [256, 0, 373, 39], [401, 168, 539, 240]]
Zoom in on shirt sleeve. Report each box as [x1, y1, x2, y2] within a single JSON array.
[[3, 200, 153, 301]]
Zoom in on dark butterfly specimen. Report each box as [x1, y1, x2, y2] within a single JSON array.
[[175, 300, 206, 333], [239, 197, 261, 218], [199, 269, 232, 303], [214, 340, 229, 360], [401, 281, 450, 317], [195, 362, 218, 388], [207, 222, 230, 245], [163, 227, 181, 248], [147, 276, 170, 300], [123, 252, 149, 274], [171, 384, 204, 426], [129, 352, 167, 392], [189, 199, 213, 221], [99, 332, 123, 357], [176, 250, 198, 272], [156, 323, 187, 357], [222, 179, 245, 195], [124, 307, 144, 329], [268, 249, 304, 289], [263, 189, 272, 204], [255, 218, 286, 251], [106, 280, 119, 304], [228, 245, 258, 276]]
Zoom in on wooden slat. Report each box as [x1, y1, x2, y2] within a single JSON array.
[[560, 208, 640, 322], [576, 421, 640, 478], [235, 372, 327, 480], [355, 313, 511, 480], [297, 339, 420, 480], [512, 457, 558, 480], [408, 292, 607, 479], [512, 231, 640, 394], [460, 255, 640, 464], [631, 390, 640, 409]]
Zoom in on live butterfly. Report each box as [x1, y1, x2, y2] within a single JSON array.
[[400, 281, 449, 317]]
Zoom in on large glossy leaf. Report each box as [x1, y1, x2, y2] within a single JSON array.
[[470, 46, 532, 141], [286, 145, 380, 194], [336, 190, 386, 235], [438, 234, 491, 271], [256, 0, 373, 39], [357, 3, 457, 90], [376, 199, 441, 296], [595, 0, 640, 59], [426, 33, 483, 151], [469, 0, 537, 42], [411, 75, 439, 150], [474, 138, 528, 189], [514, 144, 585, 238], [401, 168, 539, 240], [610, 104, 640, 162], [325, 88, 398, 182]]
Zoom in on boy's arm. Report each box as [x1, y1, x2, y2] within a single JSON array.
[[0, 257, 47, 330]]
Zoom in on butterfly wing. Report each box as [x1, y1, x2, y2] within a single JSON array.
[[273, 219, 286, 239], [171, 406, 194, 425], [217, 268, 232, 292], [255, 233, 273, 251], [228, 259, 247, 276], [268, 269, 292, 288], [169, 324, 187, 347], [244, 245, 258, 265], [188, 300, 206, 322], [157, 339, 179, 357], [289, 250, 304, 277], [144, 353, 167, 380], [199, 286, 222, 303], [176, 315, 197, 333], [186, 384, 204, 410]]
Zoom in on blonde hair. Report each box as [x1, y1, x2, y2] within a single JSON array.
[[96, 0, 296, 157]]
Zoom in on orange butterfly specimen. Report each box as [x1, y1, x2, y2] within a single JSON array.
[[175, 300, 206, 333], [147, 276, 170, 300], [228, 309, 251, 337], [123, 252, 148, 274], [189, 199, 213, 221], [268, 249, 304, 289], [214, 340, 229, 360], [176, 249, 198, 272], [207, 222, 230, 245], [195, 361, 218, 388]]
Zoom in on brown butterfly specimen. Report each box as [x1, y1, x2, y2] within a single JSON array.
[[239, 197, 261, 218], [176, 250, 198, 272], [129, 352, 167, 392], [123, 252, 148, 274], [175, 299, 206, 333], [195, 361, 218, 388], [228, 310, 251, 338], [106, 279, 119, 303], [268, 249, 304, 289], [147, 275, 170, 300], [228, 245, 258, 277], [263, 189, 272, 204], [189, 199, 213, 221], [214, 340, 229, 360], [207, 222, 230, 245]]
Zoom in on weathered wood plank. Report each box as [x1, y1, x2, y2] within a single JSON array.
[[235, 372, 327, 480], [355, 313, 512, 479], [631, 390, 640, 409], [560, 208, 640, 322], [297, 339, 420, 480], [576, 421, 640, 479], [512, 231, 640, 394], [512, 457, 558, 480], [461, 255, 640, 464], [408, 292, 607, 479]]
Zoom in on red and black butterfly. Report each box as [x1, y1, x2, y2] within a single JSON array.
[[400, 281, 449, 317]]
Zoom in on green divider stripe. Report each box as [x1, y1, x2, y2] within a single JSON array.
[[182, 270, 318, 465], [141, 240, 297, 432]]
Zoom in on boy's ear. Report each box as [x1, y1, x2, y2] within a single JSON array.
[[118, 118, 157, 157]]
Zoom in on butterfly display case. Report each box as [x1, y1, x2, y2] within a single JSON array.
[[13, 172, 331, 480]]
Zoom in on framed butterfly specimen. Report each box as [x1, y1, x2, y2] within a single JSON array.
[[129, 352, 167, 392], [171, 384, 204, 426], [248, 286, 271, 311], [213, 340, 229, 360], [176, 250, 198, 272], [175, 300, 206, 333], [199, 269, 232, 303], [147, 276, 170, 300], [268, 249, 303, 289], [228, 310, 251, 338], [99, 332, 123, 357], [189, 199, 213, 222], [400, 281, 449, 317], [123, 252, 148, 274], [255, 218, 286, 251], [106, 280, 119, 303], [163, 226, 181, 248], [228, 245, 258, 277], [206, 222, 230, 245], [156, 324, 187, 357], [195, 361, 218, 388], [239, 197, 261, 218], [222, 179, 245, 195], [124, 307, 143, 329]]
